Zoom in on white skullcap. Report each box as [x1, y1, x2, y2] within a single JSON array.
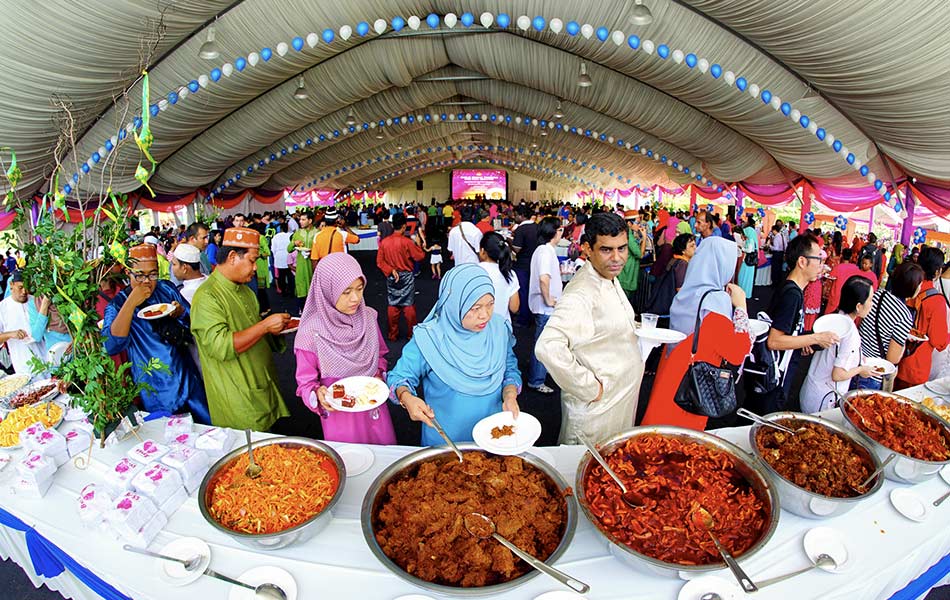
[[172, 243, 201, 264]]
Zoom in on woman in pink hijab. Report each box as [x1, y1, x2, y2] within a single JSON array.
[[294, 253, 396, 444]]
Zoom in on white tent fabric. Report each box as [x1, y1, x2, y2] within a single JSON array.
[[0, 0, 947, 201]]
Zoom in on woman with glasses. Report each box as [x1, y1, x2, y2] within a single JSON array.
[[388, 264, 522, 446]]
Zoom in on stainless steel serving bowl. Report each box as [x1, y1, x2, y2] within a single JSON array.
[[574, 426, 780, 579], [840, 389, 950, 484], [749, 412, 883, 518], [360, 444, 577, 597], [198, 436, 345, 550]]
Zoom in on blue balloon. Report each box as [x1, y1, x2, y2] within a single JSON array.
[[599, 133, 606, 141], [534, 16, 547, 32], [816, 127, 826, 140], [293, 144, 300, 151], [167, 92, 178, 105], [292, 36, 305, 51], [596, 26, 608, 41], [846, 153, 855, 165], [72, 173, 79, 182], [426, 13, 440, 28], [258, 160, 265, 167], [647, 150, 653, 157], [761, 90, 772, 104], [118, 129, 126, 140], [657, 44, 670, 59], [270, 153, 277, 160], [833, 140, 843, 152], [672, 162, 678, 169], [64, 184, 72, 194], [261, 47, 272, 61], [895, 201, 903, 213], [332, 130, 340, 137], [105, 139, 113, 151], [281, 147, 288, 154], [685, 53, 697, 68], [425, 113, 432, 121], [633, 145, 640, 152], [660, 155, 667, 162], [318, 134, 326, 141], [235, 57, 246, 71], [322, 29, 335, 43], [717, 186, 724, 192], [874, 179, 883, 190], [860, 165, 869, 176], [92, 152, 101, 163], [210, 68, 222, 82], [82, 163, 90, 173], [149, 104, 159, 116], [684, 167, 690, 174], [357, 21, 371, 35], [188, 80, 199, 93], [235, 174, 241, 180], [780, 102, 792, 116], [736, 77, 747, 91], [497, 13, 511, 28], [799, 115, 810, 128], [566, 20, 579, 36], [710, 64, 722, 78], [460, 12, 474, 27], [392, 16, 406, 31]]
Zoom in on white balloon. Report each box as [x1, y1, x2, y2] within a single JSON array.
[[276, 42, 289, 57], [445, 13, 458, 28], [642, 39, 655, 55], [466, 113, 473, 120], [807, 121, 818, 135], [840, 146, 849, 159], [671, 49, 684, 64], [198, 74, 209, 88], [867, 172, 877, 184], [98, 146, 107, 158], [770, 96, 781, 110], [581, 23, 594, 39], [307, 33, 319, 47], [264, 157, 270, 164], [248, 52, 260, 67], [339, 25, 352, 40], [612, 30, 625, 46], [748, 83, 759, 97], [697, 58, 709, 73], [853, 160, 863, 172], [591, 130, 598, 138], [549, 18, 562, 33], [448, 114, 456, 120], [825, 133, 836, 147], [607, 136, 614, 144], [480, 12, 494, 28], [86, 158, 94, 169], [531, 118, 538, 126], [789, 109, 801, 122], [517, 15, 530, 31], [666, 159, 673, 166], [548, 121, 555, 128], [385, 118, 393, 126], [723, 71, 735, 86], [625, 142, 632, 149], [222, 63, 233, 77], [374, 19, 387, 34], [368, 121, 376, 128], [515, 116, 522, 124], [408, 16, 421, 30], [179, 87, 188, 100]]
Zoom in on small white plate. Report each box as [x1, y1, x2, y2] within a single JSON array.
[[472, 411, 542, 456], [637, 327, 687, 345], [280, 318, 300, 335], [156, 537, 211, 587], [803, 527, 851, 572], [535, 591, 589, 600], [677, 575, 742, 600], [325, 376, 389, 413], [864, 357, 896, 377], [908, 332, 929, 342], [924, 379, 950, 396], [748, 318, 770, 339], [337, 444, 374, 477], [137, 303, 175, 320], [525, 446, 557, 468], [227, 566, 297, 600], [813, 314, 852, 339], [890, 488, 929, 522], [940, 465, 950, 486]]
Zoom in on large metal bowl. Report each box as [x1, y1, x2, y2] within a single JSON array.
[[360, 444, 577, 597], [575, 426, 780, 579], [198, 436, 345, 550], [749, 412, 883, 518], [840, 389, 950, 484]]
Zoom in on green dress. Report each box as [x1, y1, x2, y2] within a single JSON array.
[[190, 270, 290, 431], [617, 230, 643, 293], [256, 235, 271, 288], [288, 227, 316, 298]]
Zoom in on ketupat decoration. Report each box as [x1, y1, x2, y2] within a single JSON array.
[[133, 71, 157, 196]]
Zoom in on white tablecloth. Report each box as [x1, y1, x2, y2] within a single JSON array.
[[350, 227, 378, 251], [2, 385, 950, 600]]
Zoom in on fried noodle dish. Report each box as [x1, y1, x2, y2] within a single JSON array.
[[490, 425, 515, 439], [373, 452, 568, 587], [207, 444, 339, 534], [756, 419, 872, 497], [845, 394, 950, 462], [584, 434, 769, 566]]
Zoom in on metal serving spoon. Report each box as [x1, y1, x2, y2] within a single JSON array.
[[122, 544, 201, 571], [463, 512, 589, 594], [854, 453, 895, 491], [736, 408, 800, 435], [244, 428, 262, 479], [699, 594, 723, 600], [691, 507, 758, 593], [578, 434, 645, 508], [756, 553, 837, 588], [431, 416, 464, 462], [201, 567, 288, 599]]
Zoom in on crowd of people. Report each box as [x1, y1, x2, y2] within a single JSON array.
[[1, 197, 948, 449]]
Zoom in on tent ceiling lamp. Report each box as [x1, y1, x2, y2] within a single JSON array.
[[345, 109, 357, 126], [198, 24, 220, 60], [577, 62, 592, 88], [293, 76, 308, 100], [628, 0, 654, 26], [553, 100, 564, 119]]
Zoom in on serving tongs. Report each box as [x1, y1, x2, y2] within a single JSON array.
[[431, 417, 464, 462], [737, 408, 801, 435]]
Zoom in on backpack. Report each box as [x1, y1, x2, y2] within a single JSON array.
[[645, 261, 678, 316]]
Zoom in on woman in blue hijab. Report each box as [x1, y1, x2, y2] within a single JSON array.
[[388, 264, 522, 446]]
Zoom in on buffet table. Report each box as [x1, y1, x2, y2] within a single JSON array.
[[1, 383, 949, 600]]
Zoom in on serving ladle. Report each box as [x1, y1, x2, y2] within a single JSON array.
[[122, 544, 201, 571], [579, 434, 646, 508], [244, 429, 262, 479], [854, 453, 896, 491], [756, 553, 837, 588], [463, 512, 589, 594], [691, 507, 758, 593], [736, 408, 800, 435], [201, 567, 288, 599]]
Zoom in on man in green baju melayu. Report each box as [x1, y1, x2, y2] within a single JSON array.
[[288, 210, 318, 313]]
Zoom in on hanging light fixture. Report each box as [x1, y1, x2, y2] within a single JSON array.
[[345, 109, 357, 126], [198, 22, 221, 60], [293, 76, 309, 100], [553, 100, 564, 119], [577, 62, 592, 88], [376, 133, 384, 139], [628, 0, 654, 26], [540, 130, 548, 136]]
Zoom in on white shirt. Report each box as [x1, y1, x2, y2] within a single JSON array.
[[801, 317, 861, 413], [272, 231, 291, 269], [179, 276, 208, 305], [529, 244, 563, 315], [479, 262, 520, 324], [0, 295, 46, 375], [447, 222, 483, 265], [286, 217, 299, 233]]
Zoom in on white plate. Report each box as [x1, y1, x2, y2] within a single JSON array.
[[941, 465, 950, 486], [472, 411, 542, 455], [813, 313, 852, 339], [227, 566, 297, 600], [0, 400, 67, 450], [137, 303, 175, 320], [748, 318, 770, 339], [802, 527, 851, 573], [535, 591, 589, 600], [864, 357, 896, 377], [890, 488, 929, 522], [637, 327, 687, 345], [924, 379, 950, 396], [908, 332, 929, 342], [156, 537, 211, 587], [325, 376, 388, 413], [4, 378, 59, 408], [525, 446, 557, 468], [337, 444, 374, 477], [677, 575, 742, 600]]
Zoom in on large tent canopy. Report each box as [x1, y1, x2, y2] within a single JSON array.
[[1, 0, 949, 215]]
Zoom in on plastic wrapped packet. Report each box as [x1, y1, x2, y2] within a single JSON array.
[[182, 469, 206, 495], [195, 427, 234, 462], [161, 444, 209, 481], [164, 414, 193, 443], [0, 451, 11, 471], [127, 439, 171, 464], [18, 422, 48, 448], [63, 427, 93, 458], [77, 484, 113, 529], [122, 510, 167, 549], [131, 462, 183, 505], [16, 452, 56, 488], [50, 449, 69, 468], [159, 485, 189, 518], [11, 475, 54, 498], [23, 428, 68, 464], [169, 432, 196, 447], [103, 457, 144, 496], [107, 492, 159, 540]]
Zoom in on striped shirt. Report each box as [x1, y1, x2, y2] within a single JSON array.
[[858, 289, 912, 360]]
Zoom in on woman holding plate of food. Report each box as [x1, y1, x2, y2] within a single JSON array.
[[388, 264, 522, 446], [294, 253, 396, 444]]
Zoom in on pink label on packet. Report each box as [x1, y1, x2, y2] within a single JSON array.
[[175, 434, 190, 444], [82, 490, 95, 501], [145, 465, 164, 482], [116, 498, 133, 511], [115, 459, 132, 474], [38, 431, 54, 443], [66, 431, 78, 440], [142, 441, 156, 454]]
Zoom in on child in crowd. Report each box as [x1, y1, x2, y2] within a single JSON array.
[[427, 242, 443, 279]]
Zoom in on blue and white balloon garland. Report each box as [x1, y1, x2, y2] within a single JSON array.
[[803, 211, 815, 225], [756, 207, 766, 218], [912, 226, 927, 245], [833, 215, 848, 230]]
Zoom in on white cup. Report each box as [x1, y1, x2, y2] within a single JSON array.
[[641, 313, 659, 329]]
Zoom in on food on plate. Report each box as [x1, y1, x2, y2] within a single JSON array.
[[142, 304, 169, 318], [283, 318, 300, 331], [372, 451, 568, 587], [0, 403, 64, 447], [0, 374, 30, 398], [922, 397, 950, 423], [755, 418, 873, 497], [332, 384, 345, 399], [584, 434, 769, 566], [333, 379, 383, 408], [9, 383, 57, 409], [490, 425, 516, 439], [845, 393, 950, 461], [206, 444, 338, 534], [341, 396, 356, 408]]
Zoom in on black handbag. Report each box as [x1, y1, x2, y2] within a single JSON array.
[[673, 290, 739, 418], [743, 251, 758, 267]]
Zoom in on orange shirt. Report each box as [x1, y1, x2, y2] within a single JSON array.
[[311, 226, 359, 260], [898, 281, 950, 386]]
